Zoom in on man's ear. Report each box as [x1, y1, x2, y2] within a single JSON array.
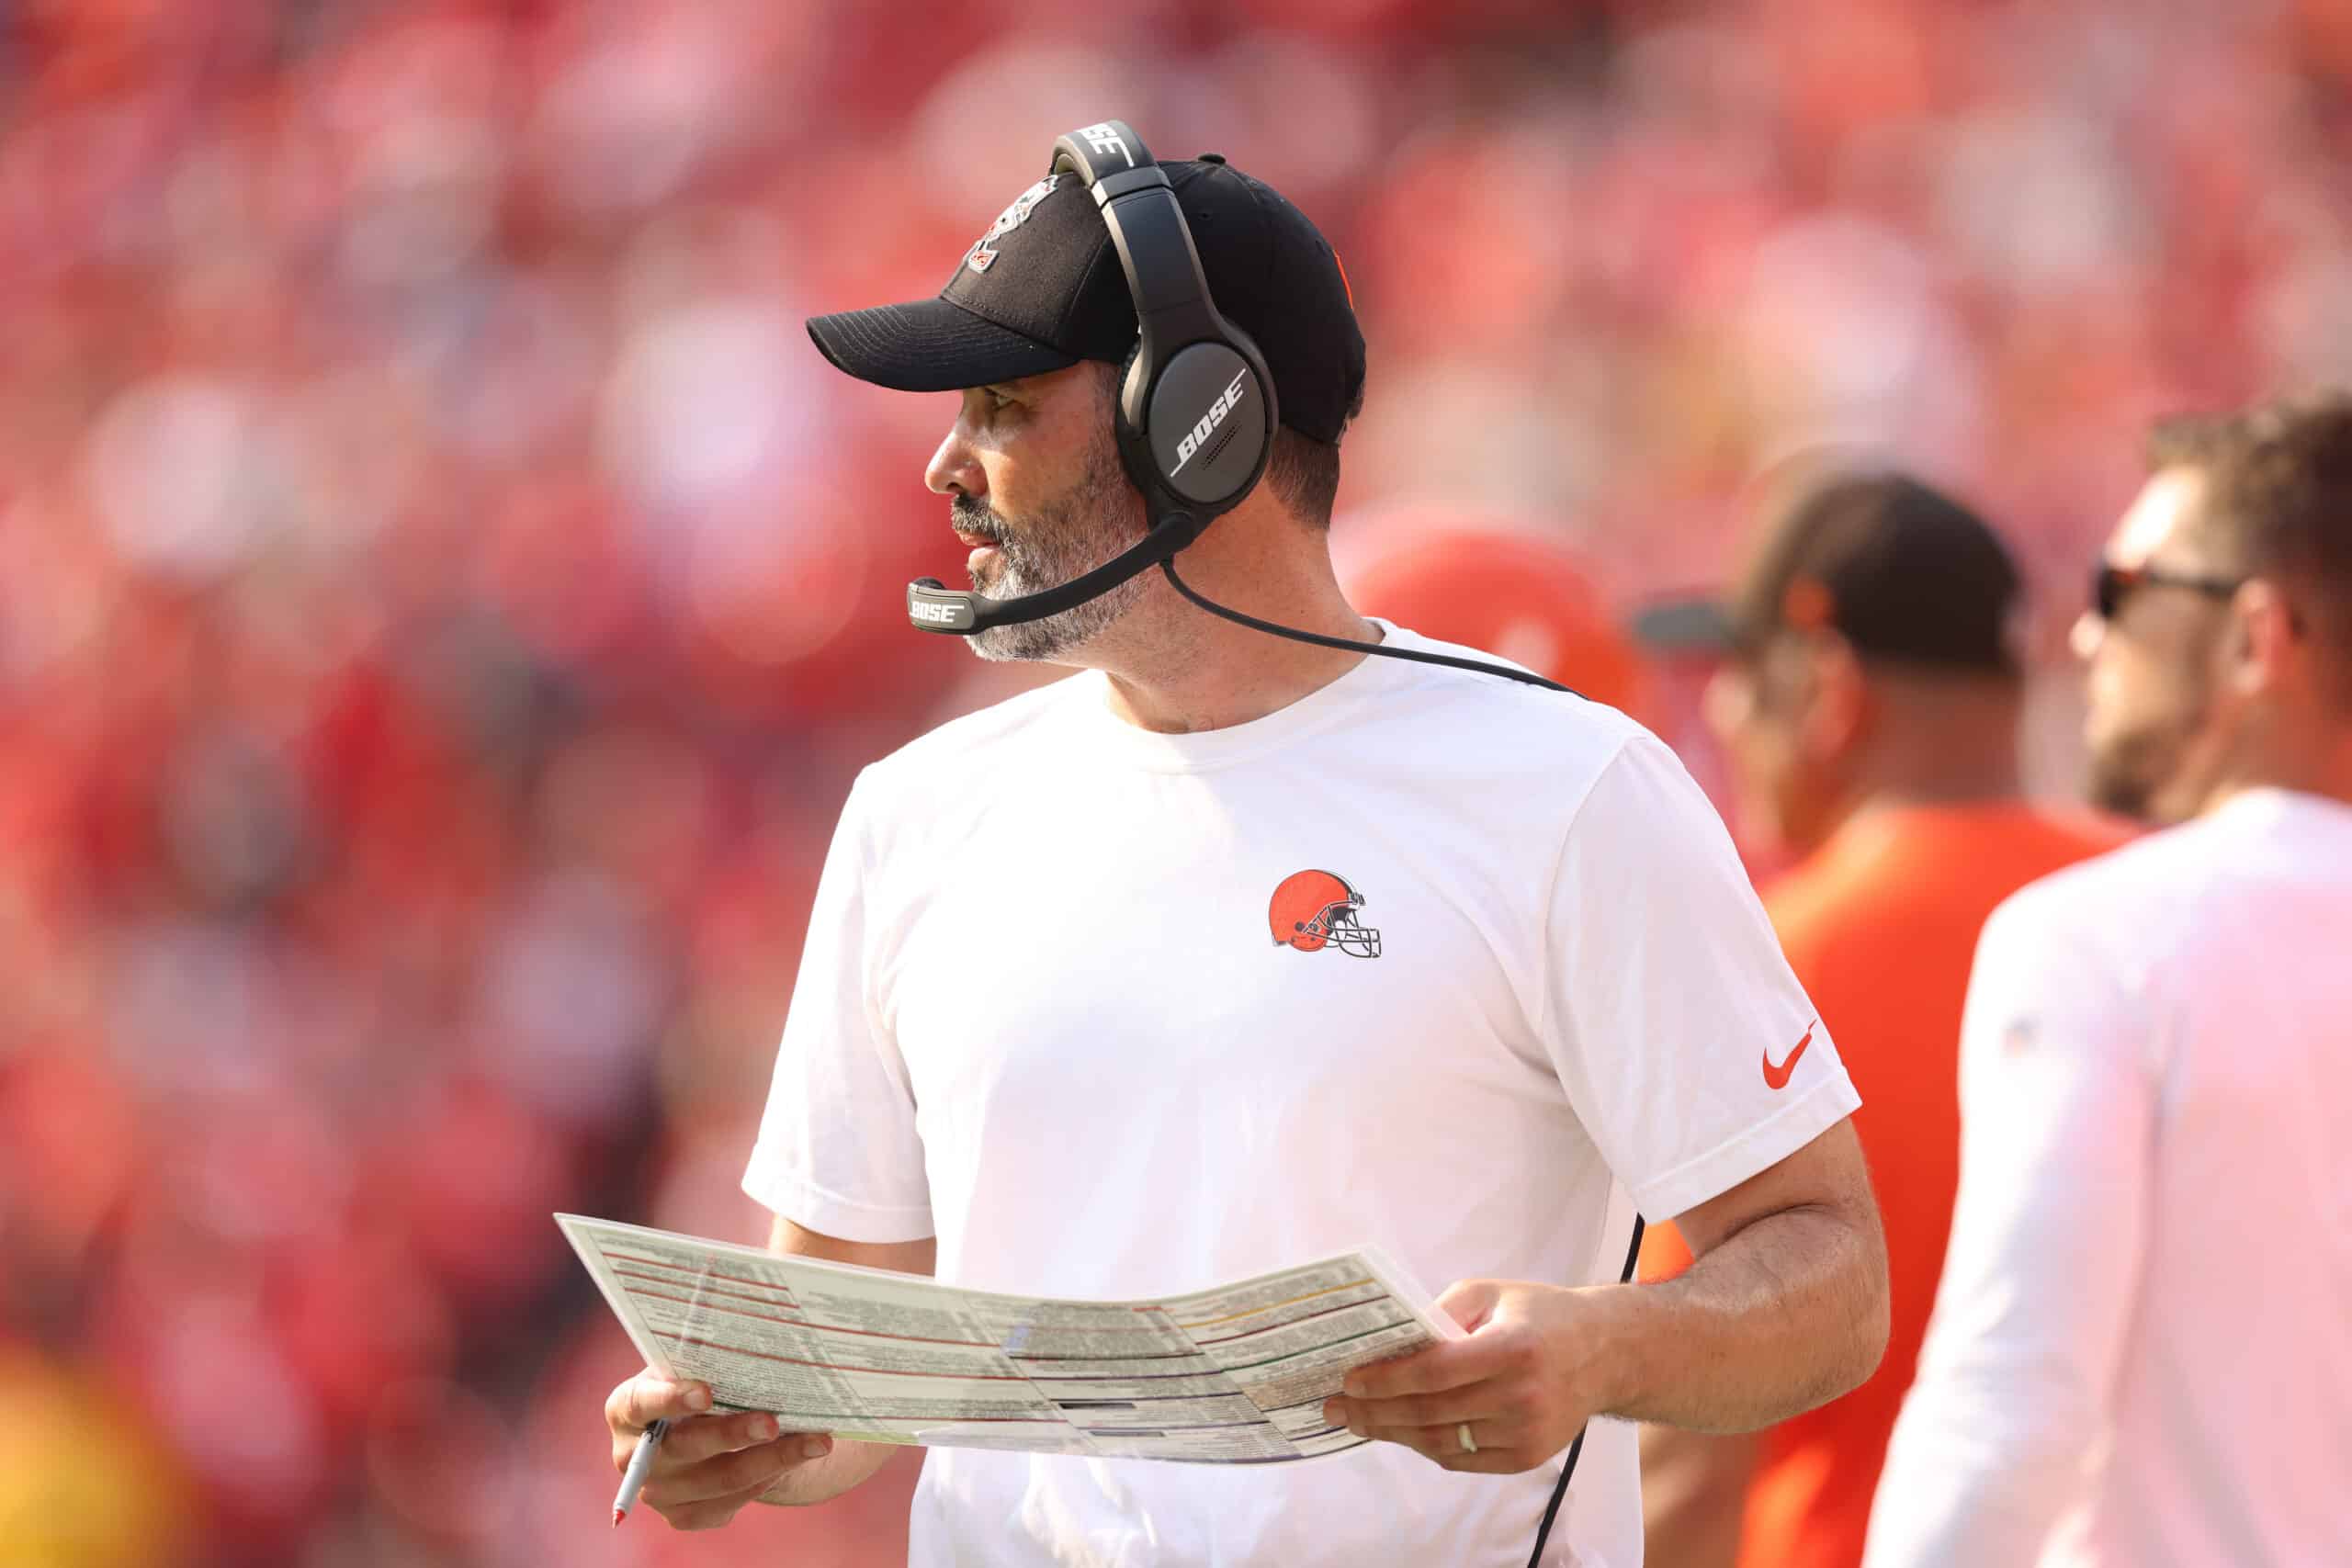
[[2230, 578, 2301, 697], [1798, 633, 1870, 757]]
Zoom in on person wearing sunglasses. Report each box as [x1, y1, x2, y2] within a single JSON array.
[[1866, 394, 2352, 1567], [2076, 553, 2256, 823]]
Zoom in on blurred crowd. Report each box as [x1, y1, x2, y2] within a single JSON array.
[[1, 2, 2347, 1564]]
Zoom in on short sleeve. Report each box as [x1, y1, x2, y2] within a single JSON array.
[[741, 773, 934, 1242], [1544, 735, 1860, 1222]]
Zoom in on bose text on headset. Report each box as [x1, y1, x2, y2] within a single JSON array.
[[902, 121, 1645, 1568]]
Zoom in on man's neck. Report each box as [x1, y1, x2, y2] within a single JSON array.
[[1794, 689, 2026, 855], [2194, 726, 2352, 818], [1085, 537, 1383, 734], [1850, 754, 2025, 815], [1857, 680, 2023, 807]]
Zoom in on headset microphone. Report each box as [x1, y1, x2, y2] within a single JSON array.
[[906, 510, 1201, 634]]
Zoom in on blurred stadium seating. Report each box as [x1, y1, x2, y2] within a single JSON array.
[[0, 2, 2346, 1562]]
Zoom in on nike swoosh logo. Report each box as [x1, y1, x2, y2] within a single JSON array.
[[1762, 1022, 1815, 1090]]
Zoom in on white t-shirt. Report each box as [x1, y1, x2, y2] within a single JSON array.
[[1866, 788, 2352, 1568], [745, 624, 1859, 1568]]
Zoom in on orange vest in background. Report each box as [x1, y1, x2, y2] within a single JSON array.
[[1640, 801, 2132, 1568]]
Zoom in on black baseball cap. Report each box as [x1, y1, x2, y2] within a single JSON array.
[[806, 153, 1365, 445], [1634, 472, 2024, 674]]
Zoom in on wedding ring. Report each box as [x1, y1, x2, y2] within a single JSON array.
[[1458, 1422, 1477, 1454]]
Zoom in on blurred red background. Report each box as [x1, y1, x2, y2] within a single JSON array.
[[1, 2, 2346, 1563]]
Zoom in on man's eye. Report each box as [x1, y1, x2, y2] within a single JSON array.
[[986, 388, 1019, 412]]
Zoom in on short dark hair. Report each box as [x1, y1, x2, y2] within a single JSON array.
[[1263, 376, 1365, 529], [1264, 430, 1340, 528], [2150, 391, 2352, 695]]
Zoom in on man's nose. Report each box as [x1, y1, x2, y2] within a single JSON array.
[[926, 427, 983, 500], [2069, 610, 2105, 663]]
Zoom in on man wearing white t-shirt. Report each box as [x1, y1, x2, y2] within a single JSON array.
[[1866, 395, 2352, 1567], [603, 139, 1889, 1567]]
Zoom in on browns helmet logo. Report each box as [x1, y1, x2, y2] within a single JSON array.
[[1268, 870, 1381, 958], [967, 175, 1060, 275]]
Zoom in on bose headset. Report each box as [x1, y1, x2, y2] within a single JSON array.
[[906, 122, 1645, 1568]]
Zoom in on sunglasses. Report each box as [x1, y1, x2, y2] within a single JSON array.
[[2091, 561, 2243, 622]]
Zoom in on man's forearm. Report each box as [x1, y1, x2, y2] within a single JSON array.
[[1598, 1201, 1887, 1433], [1328, 1124, 1884, 1472], [755, 1219, 934, 1506], [758, 1438, 902, 1506]]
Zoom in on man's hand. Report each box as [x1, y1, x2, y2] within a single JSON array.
[[1322, 1280, 1623, 1474], [1328, 1123, 1886, 1476], [605, 1372, 835, 1531], [594, 1220, 929, 1528]]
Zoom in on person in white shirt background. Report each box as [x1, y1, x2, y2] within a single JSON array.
[[596, 132, 1891, 1567], [1865, 394, 2352, 1567]]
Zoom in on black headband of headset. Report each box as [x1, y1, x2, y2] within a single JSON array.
[[1048, 121, 1276, 513], [1049, 127, 1235, 428]]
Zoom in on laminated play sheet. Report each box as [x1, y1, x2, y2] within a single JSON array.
[[558, 1213, 1461, 1464]]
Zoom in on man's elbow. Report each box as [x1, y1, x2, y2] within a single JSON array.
[[1843, 1264, 1892, 1400], [1829, 1197, 1892, 1400]]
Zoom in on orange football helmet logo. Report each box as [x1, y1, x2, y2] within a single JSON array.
[[1268, 870, 1381, 958]]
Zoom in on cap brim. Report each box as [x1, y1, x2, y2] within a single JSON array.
[[806, 297, 1080, 392], [1630, 597, 1741, 653]]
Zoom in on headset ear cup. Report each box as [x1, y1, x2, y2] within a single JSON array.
[[1145, 341, 1269, 511], [1113, 338, 1165, 502]]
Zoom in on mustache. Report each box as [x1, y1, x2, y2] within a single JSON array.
[[950, 495, 1009, 544]]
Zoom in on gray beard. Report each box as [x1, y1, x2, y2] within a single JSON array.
[[956, 444, 1148, 664]]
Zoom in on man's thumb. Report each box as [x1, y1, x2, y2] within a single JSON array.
[[1433, 1278, 1503, 1337]]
